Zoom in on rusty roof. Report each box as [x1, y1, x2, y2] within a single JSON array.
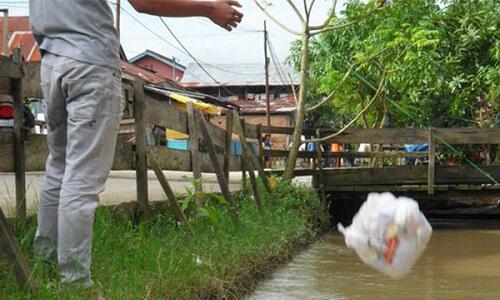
[[0, 16, 40, 61]]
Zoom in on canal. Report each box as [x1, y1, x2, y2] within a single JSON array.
[[248, 228, 500, 299]]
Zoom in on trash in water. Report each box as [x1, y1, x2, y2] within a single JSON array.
[[338, 192, 432, 279]]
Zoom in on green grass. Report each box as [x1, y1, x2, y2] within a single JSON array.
[[1, 180, 328, 299]]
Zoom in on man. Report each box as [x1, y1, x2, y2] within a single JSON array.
[[29, 0, 243, 286]]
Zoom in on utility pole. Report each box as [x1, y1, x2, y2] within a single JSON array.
[[115, 0, 121, 42], [172, 56, 177, 81], [264, 21, 271, 128], [1, 9, 8, 56]]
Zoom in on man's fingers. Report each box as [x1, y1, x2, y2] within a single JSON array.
[[227, 0, 242, 8], [233, 10, 243, 19]]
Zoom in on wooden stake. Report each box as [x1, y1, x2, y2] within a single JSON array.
[[223, 111, 233, 183], [196, 110, 239, 224], [428, 128, 436, 195], [315, 129, 327, 206], [241, 141, 263, 213], [231, 111, 272, 194], [12, 48, 26, 221], [133, 80, 150, 217], [0, 207, 36, 290], [186, 103, 203, 206], [146, 151, 191, 230]]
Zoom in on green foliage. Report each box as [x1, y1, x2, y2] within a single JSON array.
[[290, 0, 499, 128]]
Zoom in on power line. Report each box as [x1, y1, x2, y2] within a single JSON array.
[[267, 34, 289, 85], [159, 17, 237, 96], [117, 5, 265, 76]]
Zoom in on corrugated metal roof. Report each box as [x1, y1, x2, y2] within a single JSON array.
[[121, 61, 168, 85], [181, 63, 300, 87]]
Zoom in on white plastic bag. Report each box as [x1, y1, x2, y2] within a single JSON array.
[[338, 192, 432, 279]]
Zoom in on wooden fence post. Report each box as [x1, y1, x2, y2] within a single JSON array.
[[0, 207, 35, 290], [315, 129, 327, 206], [12, 48, 26, 221], [133, 80, 150, 217], [257, 124, 264, 167], [240, 119, 248, 193], [186, 103, 203, 206], [223, 111, 233, 183], [196, 110, 239, 224], [146, 151, 191, 230], [428, 128, 436, 195]]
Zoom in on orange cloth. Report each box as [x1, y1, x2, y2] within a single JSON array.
[[331, 143, 342, 152]]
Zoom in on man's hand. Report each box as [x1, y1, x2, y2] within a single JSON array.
[[129, 0, 244, 31], [207, 0, 243, 31]]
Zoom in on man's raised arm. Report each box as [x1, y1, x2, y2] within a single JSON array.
[[128, 0, 243, 31]]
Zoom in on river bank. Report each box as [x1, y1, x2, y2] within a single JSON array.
[[0, 181, 328, 299]]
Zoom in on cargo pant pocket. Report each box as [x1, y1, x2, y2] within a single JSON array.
[[66, 78, 105, 123]]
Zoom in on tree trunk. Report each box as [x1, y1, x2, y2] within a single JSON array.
[[284, 30, 310, 181]]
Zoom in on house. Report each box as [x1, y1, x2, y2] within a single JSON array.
[[181, 63, 299, 150], [130, 50, 186, 82], [0, 16, 41, 61]]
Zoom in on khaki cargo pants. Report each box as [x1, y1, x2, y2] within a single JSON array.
[[33, 52, 123, 285]]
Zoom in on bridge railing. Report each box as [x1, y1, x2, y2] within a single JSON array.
[[254, 125, 500, 195]]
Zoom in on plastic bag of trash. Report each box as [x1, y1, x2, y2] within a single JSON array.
[[338, 192, 432, 279]]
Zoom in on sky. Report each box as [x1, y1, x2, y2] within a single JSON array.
[[0, 0, 348, 67]]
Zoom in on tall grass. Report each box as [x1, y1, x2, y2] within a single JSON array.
[[1, 180, 328, 299]]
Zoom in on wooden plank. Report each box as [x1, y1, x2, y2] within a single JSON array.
[[322, 165, 500, 188], [196, 110, 239, 224], [143, 93, 188, 134], [263, 149, 428, 159], [261, 125, 295, 135], [0, 207, 35, 290], [232, 111, 272, 194], [261, 127, 500, 144], [186, 103, 203, 206], [265, 169, 317, 177], [435, 128, 500, 144], [12, 49, 26, 221], [0, 55, 23, 79], [0, 132, 242, 172], [146, 150, 190, 229], [428, 129, 436, 195], [21, 62, 42, 99], [223, 112, 233, 182], [133, 81, 150, 217]]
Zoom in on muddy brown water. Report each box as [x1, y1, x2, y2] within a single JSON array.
[[248, 229, 500, 300]]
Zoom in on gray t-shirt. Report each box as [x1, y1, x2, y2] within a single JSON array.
[[29, 0, 120, 69]]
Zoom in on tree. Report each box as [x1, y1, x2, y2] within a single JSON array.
[[254, 0, 388, 180], [296, 0, 499, 129]]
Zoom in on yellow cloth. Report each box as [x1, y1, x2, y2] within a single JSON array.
[[169, 92, 221, 116]]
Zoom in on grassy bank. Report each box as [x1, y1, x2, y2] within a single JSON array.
[[1, 180, 328, 299]]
